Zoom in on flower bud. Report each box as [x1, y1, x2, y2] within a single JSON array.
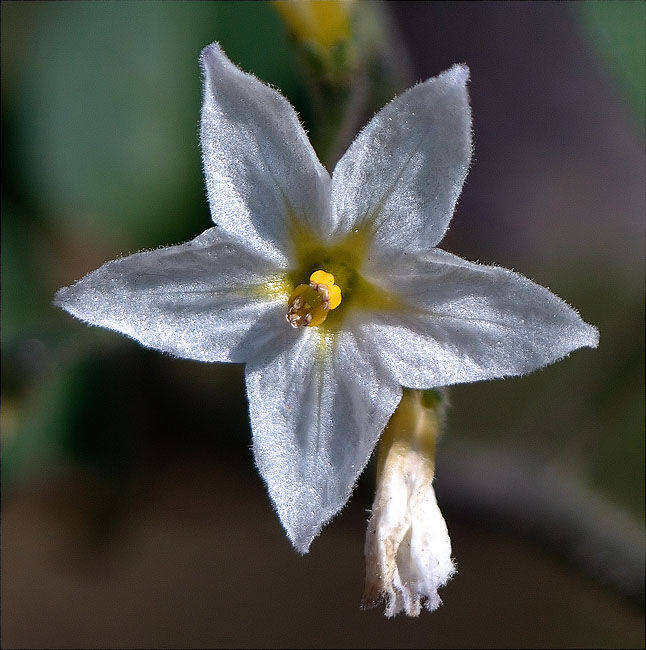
[[273, 0, 353, 50], [363, 389, 454, 617]]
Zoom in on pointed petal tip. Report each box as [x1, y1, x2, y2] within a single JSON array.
[[584, 323, 600, 349], [282, 506, 331, 555], [199, 41, 222, 62], [52, 286, 65, 308], [52, 280, 100, 325], [199, 42, 234, 79], [293, 541, 311, 556], [446, 63, 470, 85], [52, 284, 73, 312], [199, 42, 228, 79], [288, 529, 315, 555], [53, 280, 94, 319], [572, 311, 599, 351]]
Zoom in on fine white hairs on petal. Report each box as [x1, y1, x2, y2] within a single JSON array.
[[199, 43, 334, 262], [246, 325, 402, 553], [332, 63, 472, 254], [360, 248, 599, 389], [53, 228, 287, 364]]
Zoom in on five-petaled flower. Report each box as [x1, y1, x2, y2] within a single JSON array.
[[55, 43, 599, 598]]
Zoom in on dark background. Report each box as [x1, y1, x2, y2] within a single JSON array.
[[2, 2, 644, 648]]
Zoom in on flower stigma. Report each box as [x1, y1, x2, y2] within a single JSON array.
[[286, 270, 342, 327]]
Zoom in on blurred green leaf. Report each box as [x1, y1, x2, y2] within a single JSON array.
[[577, 0, 645, 123], [0, 203, 46, 346], [2, 1, 305, 248], [3, 353, 127, 487]]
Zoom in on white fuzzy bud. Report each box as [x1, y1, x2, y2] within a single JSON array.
[[363, 390, 454, 617]]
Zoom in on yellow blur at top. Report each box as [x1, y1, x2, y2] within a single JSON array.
[[273, 0, 352, 49]]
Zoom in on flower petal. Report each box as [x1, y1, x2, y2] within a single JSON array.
[[331, 64, 471, 251], [359, 248, 599, 388], [245, 324, 402, 553], [54, 228, 287, 363], [200, 43, 334, 262]]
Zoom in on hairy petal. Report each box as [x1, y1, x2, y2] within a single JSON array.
[[200, 43, 333, 262], [245, 323, 402, 553], [360, 248, 599, 388], [54, 228, 287, 363], [331, 65, 471, 252]]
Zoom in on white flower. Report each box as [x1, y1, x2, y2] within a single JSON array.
[[54, 43, 599, 555]]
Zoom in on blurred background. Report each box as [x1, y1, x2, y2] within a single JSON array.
[[1, 1, 644, 648]]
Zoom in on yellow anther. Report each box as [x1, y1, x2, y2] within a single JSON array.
[[310, 270, 335, 287], [286, 268, 343, 328], [328, 284, 342, 310]]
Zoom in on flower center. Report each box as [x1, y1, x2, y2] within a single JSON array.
[[286, 269, 342, 328]]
